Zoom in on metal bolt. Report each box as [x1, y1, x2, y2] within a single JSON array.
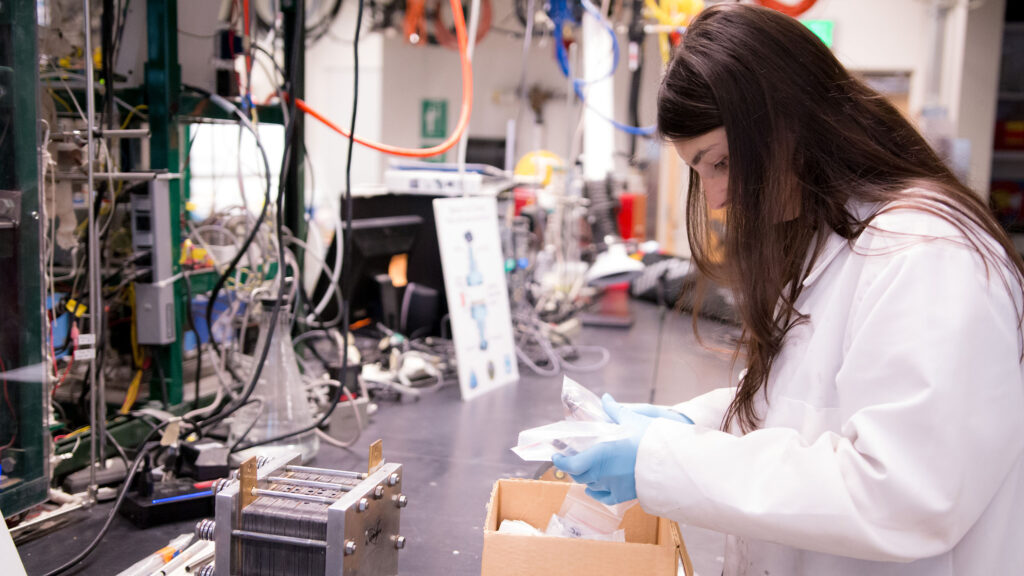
[[387, 473, 400, 487], [198, 565, 216, 576], [373, 485, 385, 499], [212, 478, 233, 494], [195, 518, 216, 541], [394, 535, 406, 550], [31, 210, 39, 220], [344, 540, 357, 556], [394, 494, 408, 508], [358, 497, 369, 512]]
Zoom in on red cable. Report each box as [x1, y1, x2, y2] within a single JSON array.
[[244, 0, 253, 98], [295, 0, 473, 158], [757, 0, 818, 18], [54, 324, 78, 397], [404, 0, 429, 44]]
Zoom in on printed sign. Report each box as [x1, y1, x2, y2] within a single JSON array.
[[433, 197, 519, 400]]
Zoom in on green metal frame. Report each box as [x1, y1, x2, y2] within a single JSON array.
[[0, 0, 50, 517], [146, 0, 185, 404]]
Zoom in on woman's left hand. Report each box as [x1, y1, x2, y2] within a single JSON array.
[[552, 394, 654, 505]]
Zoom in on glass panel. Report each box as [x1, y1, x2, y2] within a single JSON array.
[[0, 0, 50, 518]]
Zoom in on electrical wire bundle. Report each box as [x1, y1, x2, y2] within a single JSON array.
[[501, 197, 613, 377], [550, 0, 658, 137], [37, 0, 486, 570]]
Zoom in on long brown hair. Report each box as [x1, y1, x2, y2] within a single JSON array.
[[657, 4, 1024, 433]]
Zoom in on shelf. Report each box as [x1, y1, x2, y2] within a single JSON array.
[[1000, 92, 1024, 102], [1006, 23, 1024, 33], [993, 150, 1024, 162]]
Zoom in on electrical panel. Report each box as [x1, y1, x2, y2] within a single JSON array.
[[130, 180, 177, 345]]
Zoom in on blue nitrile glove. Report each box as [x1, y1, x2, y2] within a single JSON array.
[[621, 403, 694, 424], [552, 394, 654, 505]]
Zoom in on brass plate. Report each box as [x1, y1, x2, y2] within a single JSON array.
[[239, 457, 259, 510], [368, 440, 384, 473]]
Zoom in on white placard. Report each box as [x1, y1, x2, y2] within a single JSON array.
[[433, 197, 519, 400], [73, 348, 96, 361]]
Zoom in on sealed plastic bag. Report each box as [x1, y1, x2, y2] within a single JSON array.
[[512, 377, 627, 461], [511, 420, 626, 461], [545, 483, 632, 542], [561, 376, 612, 423]]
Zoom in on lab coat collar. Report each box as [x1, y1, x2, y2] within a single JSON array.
[[802, 202, 879, 288], [802, 232, 849, 287]]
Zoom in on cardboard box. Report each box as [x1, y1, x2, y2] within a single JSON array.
[[482, 479, 678, 576]]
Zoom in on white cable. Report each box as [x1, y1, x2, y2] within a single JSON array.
[[555, 344, 610, 372], [283, 234, 342, 324], [306, 380, 362, 448], [310, 212, 343, 319], [236, 125, 251, 211]]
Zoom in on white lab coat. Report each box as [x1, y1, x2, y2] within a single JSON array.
[[635, 199, 1024, 575]]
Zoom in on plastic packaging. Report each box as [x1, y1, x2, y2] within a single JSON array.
[[512, 376, 625, 461], [230, 293, 319, 463], [512, 420, 626, 461], [497, 519, 545, 536], [545, 484, 630, 542], [562, 376, 612, 423]]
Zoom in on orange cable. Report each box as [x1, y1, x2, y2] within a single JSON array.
[[294, 0, 473, 158], [757, 0, 818, 17]]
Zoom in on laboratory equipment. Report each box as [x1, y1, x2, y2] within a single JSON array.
[[229, 293, 319, 464], [194, 447, 406, 576]]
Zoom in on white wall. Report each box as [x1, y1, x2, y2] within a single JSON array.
[[952, 0, 1006, 194], [305, 0, 387, 213]]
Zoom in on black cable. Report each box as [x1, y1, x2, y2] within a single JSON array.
[[152, 356, 169, 409], [178, 84, 274, 429], [102, 0, 116, 132], [103, 428, 130, 469], [293, 329, 337, 368], [227, 398, 266, 454], [233, 0, 362, 453], [189, 0, 302, 436], [41, 421, 171, 576], [627, 0, 645, 162]]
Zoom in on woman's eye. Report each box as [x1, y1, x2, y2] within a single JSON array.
[[714, 158, 728, 171]]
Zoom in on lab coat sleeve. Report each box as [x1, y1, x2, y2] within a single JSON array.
[[634, 237, 1024, 562], [670, 387, 736, 429]]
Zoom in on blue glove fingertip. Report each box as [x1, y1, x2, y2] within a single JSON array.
[[552, 453, 567, 469], [602, 393, 624, 424]]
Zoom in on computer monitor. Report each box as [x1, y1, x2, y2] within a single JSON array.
[[317, 215, 424, 328]]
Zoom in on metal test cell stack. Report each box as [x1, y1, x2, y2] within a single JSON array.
[[194, 441, 406, 575]]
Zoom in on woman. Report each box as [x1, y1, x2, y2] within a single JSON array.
[[553, 4, 1024, 575]]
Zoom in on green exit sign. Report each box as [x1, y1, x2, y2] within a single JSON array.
[[803, 20, 834, 48]]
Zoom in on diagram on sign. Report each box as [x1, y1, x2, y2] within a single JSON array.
[[433, 198, 519, 400]]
